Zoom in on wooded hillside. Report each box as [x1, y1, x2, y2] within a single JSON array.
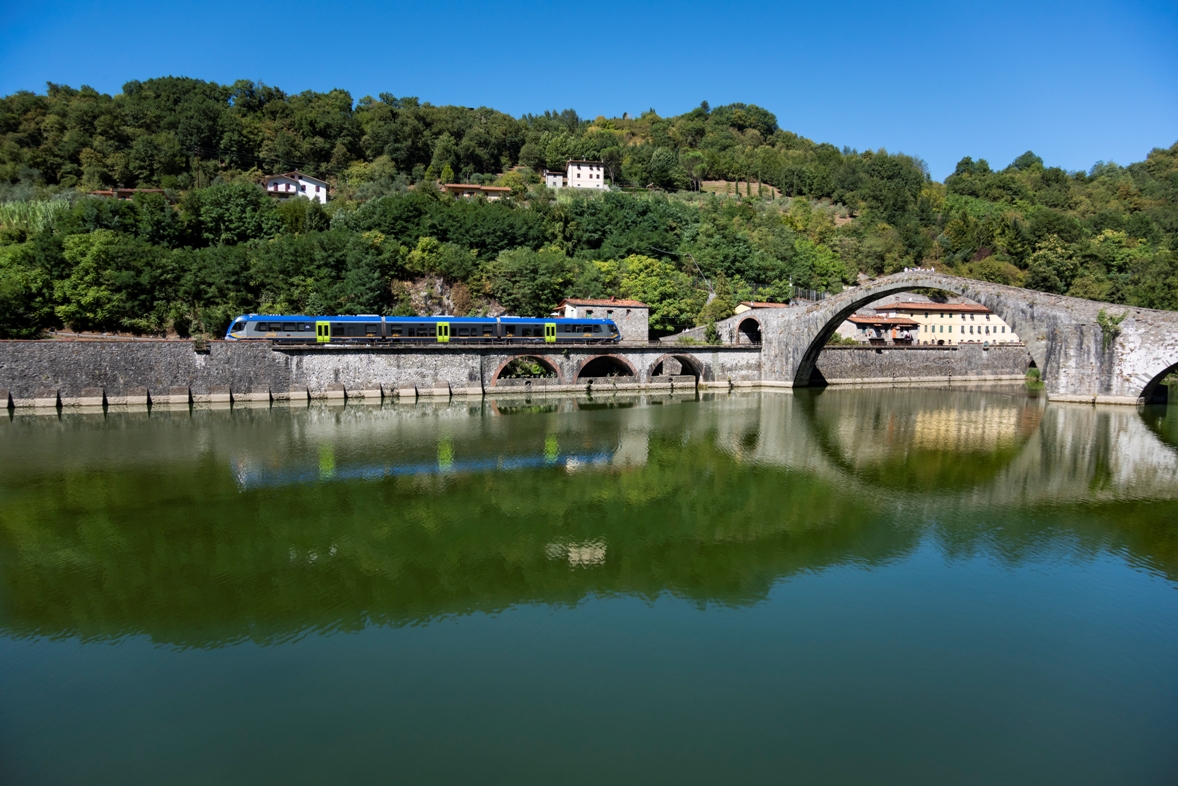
[[0, 77, 1175, 338]]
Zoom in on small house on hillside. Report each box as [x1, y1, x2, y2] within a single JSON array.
[[543, 160, 606, 190], [566, 160, 606, 190], [263, 171, 329, 204], [543, 169, 565, 189], [553, 297, 648, 342]]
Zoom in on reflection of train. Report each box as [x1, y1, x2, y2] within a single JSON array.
[[225, 314, 621, 344], [233, 446, 616, 490]]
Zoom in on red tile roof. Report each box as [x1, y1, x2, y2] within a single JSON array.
[[881, 302, 990, 314], [848, 315, 920, 327], [557, 297, 648, 308]]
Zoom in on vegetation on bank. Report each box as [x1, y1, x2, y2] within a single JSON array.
[[0, 77, 1175, 339]]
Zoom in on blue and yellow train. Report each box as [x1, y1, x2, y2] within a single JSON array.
[[224, 314, 622, 344]]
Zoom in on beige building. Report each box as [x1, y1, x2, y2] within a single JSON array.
[[835, 297, 1020, 345], [553, 297, 649, 342], [878, 300, 1020, 345]]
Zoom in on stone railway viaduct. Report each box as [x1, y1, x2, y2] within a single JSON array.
[[1, 272, 1176, 406]]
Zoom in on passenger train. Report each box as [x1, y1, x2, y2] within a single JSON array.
[[224, 314, 622, 344]]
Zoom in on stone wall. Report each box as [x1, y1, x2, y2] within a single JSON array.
[[814, 344, 1031, 384], [0, 341, 764, 406]]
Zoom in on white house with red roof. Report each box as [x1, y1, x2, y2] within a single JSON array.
[[263, 170, 329, 204]]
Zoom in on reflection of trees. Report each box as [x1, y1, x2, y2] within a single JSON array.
[[0, 433, 896, 648], [3, 395, 1177, 649]]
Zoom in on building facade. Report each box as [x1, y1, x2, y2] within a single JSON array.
[[543, 169, 565, 189], [553, 297, 649, 342], [263, 171, 329, 204], [543, 160, 606, 190], [879, 300, 1020, 345], [844, 314, 920, 344], [566, 160, 606, 189], [835, 296, 1021, 345]]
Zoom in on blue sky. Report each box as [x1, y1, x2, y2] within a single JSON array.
[[1, 0, 1175, 180]]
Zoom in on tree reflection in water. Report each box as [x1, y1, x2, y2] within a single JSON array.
[[1, 389, 1176, 648]]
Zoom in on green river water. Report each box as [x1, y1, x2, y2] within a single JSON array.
[[1, 386, 1177, 784]]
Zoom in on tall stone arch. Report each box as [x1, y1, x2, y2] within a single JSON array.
[[729, 272, 1178, 401]]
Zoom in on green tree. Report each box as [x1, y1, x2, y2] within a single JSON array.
[[55, 230, 173, 333], [617, 254, 705, 333], [485, 247, 580, 316], [181, 183, 283, 246]]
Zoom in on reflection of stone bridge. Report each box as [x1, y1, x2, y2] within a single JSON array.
[[717, 389, 1178, 510], [2, 272, 1177, 406]]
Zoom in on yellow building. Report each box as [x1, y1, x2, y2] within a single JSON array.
[[874, 301, 1020, 346]]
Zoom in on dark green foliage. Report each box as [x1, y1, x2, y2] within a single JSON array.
[[485, 247, 582, 317], [180, 182, 283, 246]]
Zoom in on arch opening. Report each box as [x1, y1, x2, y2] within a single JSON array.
[[493, 355, 560, 385], [650, 354, 703, 379], [737, 318, 762, 345], [576, 355, 635, 380], [1140, 363, 1178, 405], [795, 284, 1040, 387]]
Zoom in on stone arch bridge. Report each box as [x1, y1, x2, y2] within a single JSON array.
[[714, 271, 1178, 404]]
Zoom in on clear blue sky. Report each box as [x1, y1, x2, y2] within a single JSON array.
[[2, 0, 1175, 180]]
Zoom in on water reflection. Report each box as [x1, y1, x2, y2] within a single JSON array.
[[1, 390, 1176, 648]]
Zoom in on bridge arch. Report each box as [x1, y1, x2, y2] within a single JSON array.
[[491, 355, 563, 386], [574, 354, 637, 381], [649, 353, 707, 381], [736, 317, 762, 345], [1140, 362, 1178, 404], [786, 276, 1048, 387]]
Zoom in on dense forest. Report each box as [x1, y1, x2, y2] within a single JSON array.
[[0, 76, 1175, 338]]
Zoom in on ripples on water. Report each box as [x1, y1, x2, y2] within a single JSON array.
[[1, 386, 1177, 784]]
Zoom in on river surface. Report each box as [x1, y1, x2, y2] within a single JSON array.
[[1, 387, 1177, 785]]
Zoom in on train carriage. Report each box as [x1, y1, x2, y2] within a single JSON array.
[[224, 315, 621, 344]]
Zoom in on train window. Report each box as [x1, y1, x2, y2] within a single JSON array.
[[332, 324, 346, 336], [299, 323, 311, 331], [366, 325, 378, 336], [282, 323, 295, 332], [593, 325, 601, 333], [483, 326, 493, 336], [254, 322, 269, 332], [456, 327, 467, 337], [390, 326, 402, 336], [506, 325, 516, 336]]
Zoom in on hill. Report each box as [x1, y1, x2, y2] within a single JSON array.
[[0, 77, 1175, 338]]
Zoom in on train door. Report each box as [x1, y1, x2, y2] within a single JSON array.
[[436, 322, 450, 343], [545, 323, 556, 343], [316, 321, 330, 343]]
